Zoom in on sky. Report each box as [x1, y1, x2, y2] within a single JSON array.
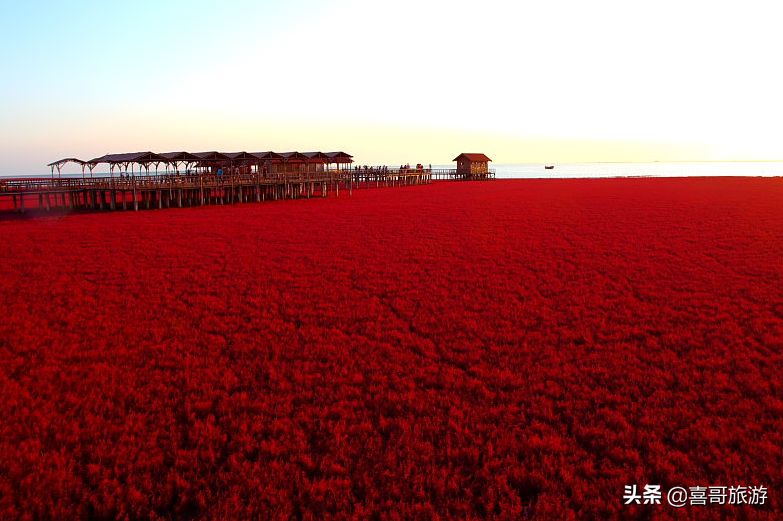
[[1, 0, 782, 174]]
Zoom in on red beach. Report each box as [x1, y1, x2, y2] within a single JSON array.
[[0, 178, 781, 520]]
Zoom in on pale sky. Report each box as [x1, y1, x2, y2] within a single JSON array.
[[2, 0, 782, 174]]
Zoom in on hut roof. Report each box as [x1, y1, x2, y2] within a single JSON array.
[[452, 153, 492, 162], [89, 152, 169, 164]]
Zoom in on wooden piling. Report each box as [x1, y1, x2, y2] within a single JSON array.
[[0, 166, 454, 217]]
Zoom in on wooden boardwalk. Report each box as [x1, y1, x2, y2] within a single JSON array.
[[1, 169, 428, 213], [0, 167, 493, 213]]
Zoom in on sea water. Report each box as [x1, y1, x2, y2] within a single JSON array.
[[430, 162, 783, 179]]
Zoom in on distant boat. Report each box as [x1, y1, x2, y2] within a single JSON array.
[[544, 165, 554, 170]]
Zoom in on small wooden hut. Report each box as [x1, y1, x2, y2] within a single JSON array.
[[453, 153, 492, 179]]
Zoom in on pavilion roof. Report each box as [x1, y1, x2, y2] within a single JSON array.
[[88, 152, 169, 164], [47, 157, 86, 167], [49, 150, 354, 167], [249, 151, 285, 160], [192, 151, 232, 162], [224, 152, 258, 161], [159, 152, 202, 162], [324, 151, 353, 163]]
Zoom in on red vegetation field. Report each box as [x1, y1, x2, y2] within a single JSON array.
[[1, 178, 782, 520]]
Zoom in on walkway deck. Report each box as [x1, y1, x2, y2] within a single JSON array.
[[0, 167, 493, 213]]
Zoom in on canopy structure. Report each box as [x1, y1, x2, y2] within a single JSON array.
[[49, 150, 354, 177], [84, 152, 172, 177], [158, 152, 203, 174], [88, 152, 169, 165], [48, 158, 87, 168], [48, 158, 88, 179]]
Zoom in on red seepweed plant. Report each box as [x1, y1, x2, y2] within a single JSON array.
[[0, 178, 781, 520]]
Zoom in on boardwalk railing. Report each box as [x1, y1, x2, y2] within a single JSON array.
[[0, 172, 343, 192], [345, 167, 495, 185], [0, 166, 493, 213], [429, 168, 496, 180]]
